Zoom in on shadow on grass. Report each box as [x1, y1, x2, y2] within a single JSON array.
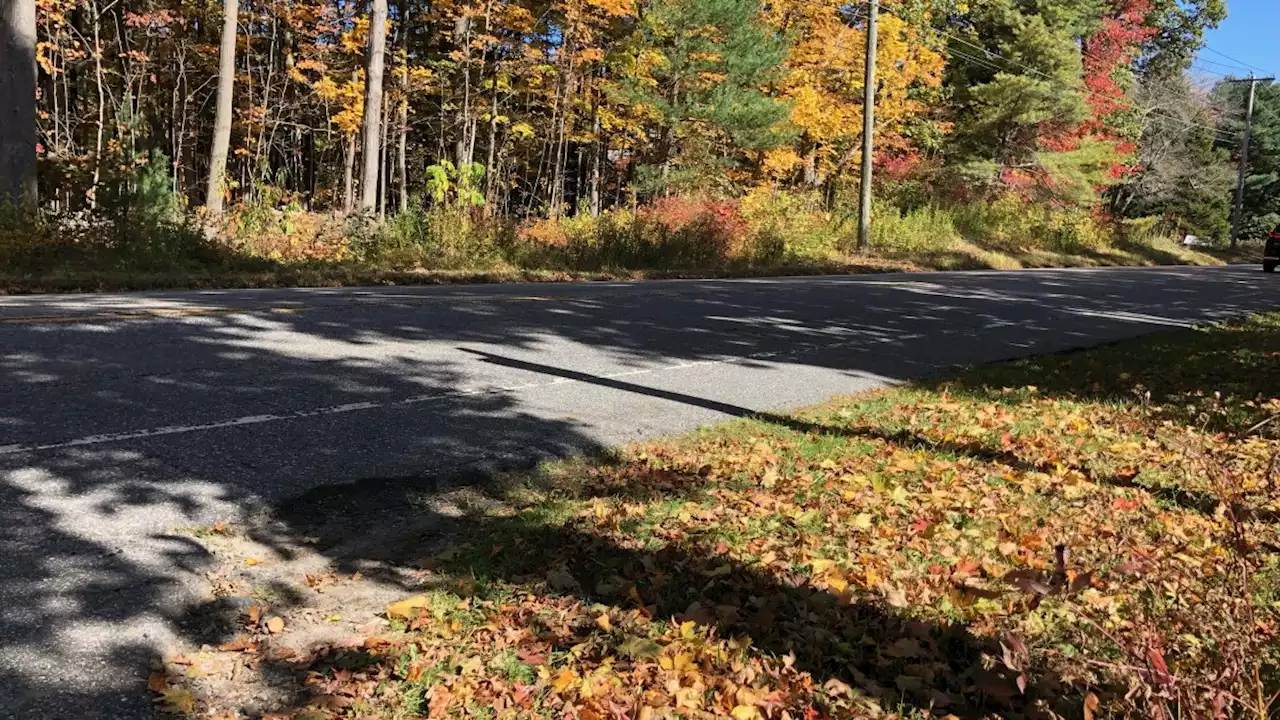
[[931, 312, 1280, 431], [193, 349, 1198, 717], [465, 346, 1280, 524], [239, 461, 1080, 719]]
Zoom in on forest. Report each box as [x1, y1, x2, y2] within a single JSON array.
[[0, 0, 1274, 285]]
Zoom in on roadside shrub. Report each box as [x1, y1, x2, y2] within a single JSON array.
[[513, 196, 761, 271], [223, 202, 351, 262], [952, 194, 1041, 251], [870, 202, 962, 253], [640, 196, 748, 265], [365, 206, 505, 269], [1044, 206, 1111, 252], [739, 186, 843, 262], [949, 194, 1114, 252]]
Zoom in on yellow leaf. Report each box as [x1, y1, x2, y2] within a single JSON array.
[[159, 688, 196, 715], [244, 557, 261, 566], [731, 705, 761, 720], [809, 558, 836, 574], [826, 574, 849, 593], [386, 594, 428, 620], [863, 567, 881, 587], [551, 668, 578, 693], [595, 613, 612, 632]]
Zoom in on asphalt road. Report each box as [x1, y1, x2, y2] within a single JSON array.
[[2, 265, 1279, 718]]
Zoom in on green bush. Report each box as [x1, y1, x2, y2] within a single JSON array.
[[740, 188, 843, 262], [948, 194, 1113, 253], [356, 205, 506, 269], [870, 203, 961, 253]]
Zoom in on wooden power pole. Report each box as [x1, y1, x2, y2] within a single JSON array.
[[1229, 75, 1273, 248], [857, 0, 878, 253]]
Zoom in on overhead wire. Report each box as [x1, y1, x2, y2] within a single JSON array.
[[1200, 44, 1273, 77], [1193, 56, 1261, 76]]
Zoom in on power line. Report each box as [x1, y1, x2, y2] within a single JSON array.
[[1201, 45, 1273, 77], [1146, 113, 1239, 146], [1188, 62, 1235, 78], [1194, 56, 1259, 76]]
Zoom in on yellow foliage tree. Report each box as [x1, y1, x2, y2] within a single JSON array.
[[763, 2, 945, 186]]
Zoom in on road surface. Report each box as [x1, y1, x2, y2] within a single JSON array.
[[1, 265, 1278, 717]]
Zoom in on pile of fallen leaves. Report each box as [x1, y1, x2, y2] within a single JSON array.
[[165, 314, 1280, 719]]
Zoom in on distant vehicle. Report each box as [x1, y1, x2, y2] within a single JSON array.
[[1183, 234, 1208, 247], [1268, 226, 1280, 274]]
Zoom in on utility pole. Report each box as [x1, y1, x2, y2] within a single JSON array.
[[857, 0, 878, 253], [1229, 75, 1273, 248]]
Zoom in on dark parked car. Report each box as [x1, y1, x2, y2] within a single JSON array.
[[1268, 227, 1279, 273]]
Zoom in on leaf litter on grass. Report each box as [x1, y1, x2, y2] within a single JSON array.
[[168, 313, 1280, 719]]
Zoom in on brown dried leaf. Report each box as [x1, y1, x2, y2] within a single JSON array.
[[218, 636, 256, 653], [1084, 692, 1100, 720]]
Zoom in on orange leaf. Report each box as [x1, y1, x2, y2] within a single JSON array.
[[218, 636, 256, 653]]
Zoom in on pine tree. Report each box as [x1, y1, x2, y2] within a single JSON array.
[[626, 0, 791, 192]]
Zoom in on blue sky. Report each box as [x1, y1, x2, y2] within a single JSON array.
[[1197, 0, 1280, 80]]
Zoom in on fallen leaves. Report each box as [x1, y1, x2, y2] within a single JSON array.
[[157, 687, 195, 715], [218, 636, 257, 653], [177, 314, 1280, 720], [385, 594, 429, 620]]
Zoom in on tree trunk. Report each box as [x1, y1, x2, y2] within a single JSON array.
[[378, 94, 389, 219], [343, 132, 357, 212], [397, 104, 408, 212], [397, 1, 410, 213], [205, 0, 238, 213], [484, 67, 499, 209], [359, 0, 388, 211], [549, 58, 573, 218], [589, 84, 601, 217], [452, 12, 472, 166], [1, 0, 38, 210], [89, 1, 106, 208]]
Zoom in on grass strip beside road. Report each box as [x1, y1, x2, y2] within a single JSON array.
[[0, 241, 1249, 295], [168, 313, 1280, 719]]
